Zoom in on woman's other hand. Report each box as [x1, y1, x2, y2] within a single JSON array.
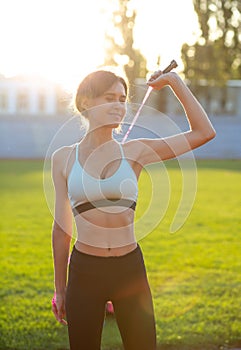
[[52, 291, 67, 325], [147, 71, 179, 91]]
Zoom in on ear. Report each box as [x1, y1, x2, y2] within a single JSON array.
[[81, 96, 91, 111]]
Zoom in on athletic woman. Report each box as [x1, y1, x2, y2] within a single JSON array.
[[51, 69, 216, 350]]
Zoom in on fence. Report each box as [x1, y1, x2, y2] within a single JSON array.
[[0, 112, 240, 159]]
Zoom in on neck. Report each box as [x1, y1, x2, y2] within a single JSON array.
[[84, 127, 114, 148]]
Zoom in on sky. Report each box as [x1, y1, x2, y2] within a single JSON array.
[[0, 0, 199, 91]]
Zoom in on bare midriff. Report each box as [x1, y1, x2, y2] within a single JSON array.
[[74, 207, 137, 257], [75, 241, 138, 257]]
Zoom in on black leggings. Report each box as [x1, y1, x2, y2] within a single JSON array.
[[65, 244, 156, 350]]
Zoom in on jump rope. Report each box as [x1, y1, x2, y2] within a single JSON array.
[[121, 59, 178, 144]]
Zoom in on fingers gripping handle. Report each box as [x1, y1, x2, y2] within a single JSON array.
[[148, 59, 178, 82]]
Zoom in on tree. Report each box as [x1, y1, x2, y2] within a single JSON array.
[[104, 0, 147, 89], [182, 0, 241, 89]]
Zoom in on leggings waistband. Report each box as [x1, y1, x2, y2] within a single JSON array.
[[70, 243, 143, 269]]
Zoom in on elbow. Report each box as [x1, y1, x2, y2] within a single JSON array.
[[191, 128, 216, 149], [199, 126, 216, 144], [208, 127, 216, 140], [52, 221, 72, 243], [204, 128, 216, 142]]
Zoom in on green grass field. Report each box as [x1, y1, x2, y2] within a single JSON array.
[[0, 159, 241, 350]]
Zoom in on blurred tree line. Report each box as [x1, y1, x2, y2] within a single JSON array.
[[182, 0, 241, 85], [181, 0, 241, 113], [104, 0, 147, 95], [105, 0, 241, 113]]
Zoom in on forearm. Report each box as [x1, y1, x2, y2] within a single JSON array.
[[52, 224, 71, 293], [168, 74, 216, 138]]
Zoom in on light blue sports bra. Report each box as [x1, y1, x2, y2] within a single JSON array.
[[67, 143, 138, 215]]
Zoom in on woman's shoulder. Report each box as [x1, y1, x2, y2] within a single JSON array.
[[51, 144, 76, 167], [122, 139, 145, 158]]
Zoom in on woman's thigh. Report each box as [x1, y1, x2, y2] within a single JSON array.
[[65, 253, 107, 350], [66, 291, 106, 350], [113, 275, 156, 350]]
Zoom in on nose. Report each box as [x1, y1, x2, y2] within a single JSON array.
[[112, 100, 126, 109]]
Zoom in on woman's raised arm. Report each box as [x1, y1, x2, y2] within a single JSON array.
[[131, 72, 216, 166]]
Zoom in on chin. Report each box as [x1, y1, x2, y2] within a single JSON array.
[[107, 122, 121, 129]]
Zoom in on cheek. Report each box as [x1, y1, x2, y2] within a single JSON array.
[[120, 103, 127, 116], [90, 104, 109, 118]]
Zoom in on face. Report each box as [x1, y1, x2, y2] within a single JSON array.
[[86, 81, 127, 129]]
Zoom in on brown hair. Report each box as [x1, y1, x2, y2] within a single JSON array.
[[75, 70, 128, 114]]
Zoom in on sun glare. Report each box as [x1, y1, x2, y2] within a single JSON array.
[[0, 0, 198, 91], [133, 0, 199, 72]]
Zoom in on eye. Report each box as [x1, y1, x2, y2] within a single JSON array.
[[104, 94, 126, 103], [106, 97, 115, 103]]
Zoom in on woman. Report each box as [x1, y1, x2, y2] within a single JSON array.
[[51, 69, 216, 350]]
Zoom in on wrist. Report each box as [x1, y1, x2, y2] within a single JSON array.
[[54, 291, 66, 305], [167, 72, 182, 86], [54, 275, 67, 293], [167, 73, 188, 99], [54, 284, 66, 294]]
